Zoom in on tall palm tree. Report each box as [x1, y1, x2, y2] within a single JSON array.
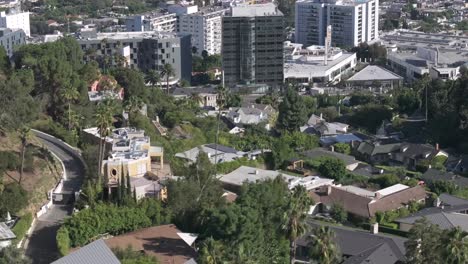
[[282, 185, 313, 264], [18, 126, 30, 186], [60, 86, 80, 130], [95, 99, 115, 181], [145, 70, 161, 88], [190, 93, 203, 107], [124, 96, 144, 124], [308, 226, 341, 264], [161, 63, 175, 95], [442, 227, 468, 264]]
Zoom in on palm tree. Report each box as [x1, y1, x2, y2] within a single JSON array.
[[190, 93, 203, 107], [60, 86, 80, 130], [442, 227, 468, 264], [18, 126, 31, 186], [282, 185, 313, 264], [161, 63, 175, 95], [308, 226, 341, 264], [95, 99, 115, 180], [145, 70, 161, 88]]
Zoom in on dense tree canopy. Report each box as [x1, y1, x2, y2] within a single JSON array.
[[278, 88, 307, 132]]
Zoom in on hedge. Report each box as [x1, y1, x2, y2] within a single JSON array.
[[56, 227, 70, 256], [12, 213, 33, 245]]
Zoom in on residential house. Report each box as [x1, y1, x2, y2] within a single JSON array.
[[310, 184, 427, 219], [296, 224, 407, 264], [356, 140, 447, 170], [446, 155, 468, 175], [421, 168, 468, 188], [395, 194, 468, 232], [319, 133, 366, 147], [171, 86, 219, 109], [225, 104, 276, 130], [88, 75, 124, 102], [302, 148, 361, 171], [104, 224, 198, 264], [301, 114, 349, 136], [219, 166, 334, 193], [0, 222, 15, 249], [351, 164, 389, 179], [52, 239, 120, 264], [175, 144, 246, 164]]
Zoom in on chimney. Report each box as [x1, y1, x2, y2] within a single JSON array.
[[330, 145, 335, 152], [326, 185, 332, 195], [435, 143, 439, 151], [433, 197, 441, 207], [320, 113, 323, 120], [374, 192, 382, 199], [371, 222, 379, 234], [255, 169, 259, 175]]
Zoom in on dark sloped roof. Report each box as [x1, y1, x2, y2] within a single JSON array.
[[302, 148, 358, 166], [52, 239, 120, 264], [421, 169, 468, 188], [369, 186, 426, 217], [352, 164, 387, 178], [357, 141, 402, 156], [398, 143, 437, 159], [439, 193, 468, 207], [297, 224, 406, 263], [343, 243, 400, 264], [205, 144, 239, 154]]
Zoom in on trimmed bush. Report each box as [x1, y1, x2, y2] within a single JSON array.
[[56, 227, 70, 256], [11, 213, 33, 245]]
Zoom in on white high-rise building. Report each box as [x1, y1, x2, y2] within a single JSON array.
[[0, 11, 30, 37], [295, 0, 378, 48], [179, 7, 227, 55]]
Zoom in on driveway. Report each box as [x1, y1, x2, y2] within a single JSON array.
[[25, 131, 85, 264]]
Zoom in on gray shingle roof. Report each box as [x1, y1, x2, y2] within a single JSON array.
[[439, 193, 468, 207], [52, 239, 120, 264], [298, 223, 406, 263], [0, 222, 15, 241], [343, 243, 400, 264], [421, 169, 468, 188], [301, 148, 358, 166], [205, 144, 239, 154]]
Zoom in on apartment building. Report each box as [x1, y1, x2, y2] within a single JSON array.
[[76, 30, 192, 82], [0, 11, 29, 37], [222, 3, 285, 88], [295, 0, 378, 48], [179, 7, 227, 55], [125, 12, 178, 32], [0, 28, 25, 57]]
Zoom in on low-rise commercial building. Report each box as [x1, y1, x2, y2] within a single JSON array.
[[346, 65, 403, 91], [76, 30, 192, 82], [284, 42, 357, 85], [125, 12, 178, 32]]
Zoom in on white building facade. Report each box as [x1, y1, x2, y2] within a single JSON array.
[[179, 7, 227, 55], [125, 13, 178, 32], [0, 11, 30, 37], [295, 0, 378, 48]]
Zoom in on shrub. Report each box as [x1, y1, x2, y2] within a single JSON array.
[[333, 143, 351, 155], [56, 227, 70, 256], [31, 119, 78, 146], [0, 151, 19, 171], [317, 157, 346, 181], [0, 183, 28, 215], [330, 203, 347, 223], [11, 213, 33, 246]]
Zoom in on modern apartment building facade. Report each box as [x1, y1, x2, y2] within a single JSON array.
[[179, 7, 227, 55], [125, 12, 178, 32], [76, 30, 192, 82], [0, 11, 30, 37], [295, 0, 378, 48], [222, 3, 285, 88], [0, 27, 25, 57]]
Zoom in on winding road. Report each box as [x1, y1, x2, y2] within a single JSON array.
[[25, 131, 85, 264]]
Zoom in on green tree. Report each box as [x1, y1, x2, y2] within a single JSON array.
[[145, 70, 161, 88], [199, 237, 225, 264], [60, 86, 80, 130], [113, 246, 159, 264], [441, 227, 468, 264], [405, 218, 443, 264], [56, 227, 70, 256], [317, 158, 346, 181], [369, 174, 400, 189], [282, 185, 313, 264], [333, 143, 350, 155], [308, 226, 341, 264], [161, 63, 175, 95], [0, 247, 31, 264], [277, 88, 307, 132], [330, 203, 347, 223], [94, 99, 116, 181], [18, 127, 31, 186]]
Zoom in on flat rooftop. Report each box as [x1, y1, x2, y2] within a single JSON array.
[[231, 3, 283, 17], [389, 50, 468, 67], [284, 52, 356, 78], [382, 30, 468, 50], [77, 30, 181, 41]]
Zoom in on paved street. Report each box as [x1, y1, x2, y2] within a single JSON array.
[[25, 131, 85, 264]]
